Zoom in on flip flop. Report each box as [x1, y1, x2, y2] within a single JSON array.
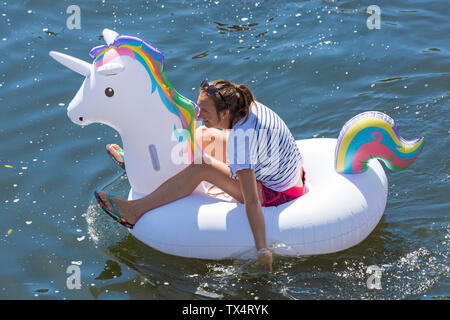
[[94, 191, 134, 229], [106, 144, 125, 170]]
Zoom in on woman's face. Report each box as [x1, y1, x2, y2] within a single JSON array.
[[197, 92, 228, 129]]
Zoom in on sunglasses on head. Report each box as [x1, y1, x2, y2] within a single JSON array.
[[200, 80, 229, 110]]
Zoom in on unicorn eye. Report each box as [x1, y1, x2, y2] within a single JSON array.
[[105, 87, 114, 97]]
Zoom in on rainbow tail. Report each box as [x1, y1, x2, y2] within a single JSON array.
[[335, 111, 424, 174]]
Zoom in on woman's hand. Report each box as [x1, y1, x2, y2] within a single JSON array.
[[235, 169, 273, 273], [257, 248, 273, 272]]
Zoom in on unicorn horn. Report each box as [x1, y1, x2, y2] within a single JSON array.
[[49, 51, 91, 77], [103, 28, 119, 45]]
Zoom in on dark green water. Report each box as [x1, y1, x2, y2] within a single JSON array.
[[0, 0, 448, 299]]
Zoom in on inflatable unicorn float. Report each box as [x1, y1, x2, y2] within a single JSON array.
[[49, 29, 424, 259]]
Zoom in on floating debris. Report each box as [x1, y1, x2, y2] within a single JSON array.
[[213, 21, 258, 33], [423, 48, 440, 53], [377, 77, 406, 83], [255, 31, 267, 38], [237, 45, 260, 50], [192, 51, 209, 59], [42, 28, 58, 36], [4, 165, 13, 168], [7, 229, 12, 236], [35, 289, 49, 293], [213, 21, 227, 27], [340, 9, 358, 13]]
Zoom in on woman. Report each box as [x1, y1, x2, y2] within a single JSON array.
[[96, 79, 306, 272]]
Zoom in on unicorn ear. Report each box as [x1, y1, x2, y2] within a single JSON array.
[[103, 28, 119, 45], [97, 63, 125, 76]]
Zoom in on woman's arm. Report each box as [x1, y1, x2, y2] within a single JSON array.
[[235, 169, 273, 272]]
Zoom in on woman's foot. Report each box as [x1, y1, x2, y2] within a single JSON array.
[[106, 144, 125, 169], [95, 191, 143, 226]]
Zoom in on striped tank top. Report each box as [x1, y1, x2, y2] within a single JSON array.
[[226, 101, 303, 191]]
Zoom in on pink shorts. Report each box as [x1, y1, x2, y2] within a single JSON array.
[[261, 171, 306, 207]]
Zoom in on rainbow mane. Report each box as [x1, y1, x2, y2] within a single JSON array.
[[335, 111, 424, 174], [89, 35, 201, 162]]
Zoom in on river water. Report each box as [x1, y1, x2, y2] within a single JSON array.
[[0, 0, 448, 299]]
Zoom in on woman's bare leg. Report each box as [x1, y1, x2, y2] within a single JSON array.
[[97, 125, 262, 225], [96, 155, 259, 225]]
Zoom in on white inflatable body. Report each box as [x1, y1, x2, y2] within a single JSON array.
[[129, 138, 388, 259]]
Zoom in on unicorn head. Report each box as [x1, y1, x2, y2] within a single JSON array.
[[50, 29, 200, 195]]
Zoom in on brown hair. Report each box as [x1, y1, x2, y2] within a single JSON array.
[[200, 79, 255, 128]]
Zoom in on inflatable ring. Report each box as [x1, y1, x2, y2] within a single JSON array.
[[50, 29, 423, 259]]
